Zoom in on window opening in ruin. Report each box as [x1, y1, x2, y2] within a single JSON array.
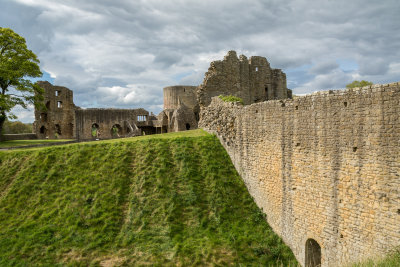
[[353, 147, 358, 152], [397, 209, 400, 214], [40, 126, 46, 134], [295, 106, 298, 110], [186, 123, 190, 130], [57, 101, 63, 108], [255, 67, 258, 71], [305, 239, 321, 267], [40, 113, 47, 121], [91, 123, 99, 138], [194, 112, 199, 122], [55, 90, 60, 96], [46, 101, 50, 110], [111, 124, 122, 138], [137, 115, 146, 122], [184, 88, 186, 92], [55, 124, 61, 136], [344, 102, 348, 107]]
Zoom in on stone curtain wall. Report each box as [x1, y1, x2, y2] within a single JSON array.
[[199, 82, 400, 266]]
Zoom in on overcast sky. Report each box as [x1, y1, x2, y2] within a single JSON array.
[[1, 0, 399, 122]]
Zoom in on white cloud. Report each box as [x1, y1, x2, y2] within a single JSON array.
[[1, 0, 399, 122]]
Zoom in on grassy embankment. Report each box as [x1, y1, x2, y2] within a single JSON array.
[[352, 251, 400, 267], [0, 129, 297, 266]]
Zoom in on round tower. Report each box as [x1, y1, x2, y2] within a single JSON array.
[[163, 85, 198, 110]]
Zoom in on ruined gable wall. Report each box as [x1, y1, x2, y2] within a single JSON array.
[[199, 82, 400, 266]]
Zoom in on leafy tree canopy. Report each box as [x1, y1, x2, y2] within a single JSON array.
[[0, 27, 44, 135], [1, 119, 32, 134], [346, 80, 373, 89]]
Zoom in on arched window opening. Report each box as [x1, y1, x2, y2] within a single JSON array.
[[185, 123, 190, 130], [265, 86, 269, 100], [305, 239, 321, 267], [91, 123, 99, 138], [111, 124, 122, 138], [46, 101, 50, 110]]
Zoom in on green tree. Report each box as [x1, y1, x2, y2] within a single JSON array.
[[2, 119, 32, 134], [346, 80, 373, 89], [0, 28, 44, 136]]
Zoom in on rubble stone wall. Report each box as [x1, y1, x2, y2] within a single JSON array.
[[163, 85, 198, 111], [199, 82, 400, 266], [34, 81, 76, 139], [197, 51, 288, 107], [75, 108, 148, 140]]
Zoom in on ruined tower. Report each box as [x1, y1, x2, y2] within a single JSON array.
[[197, 50, 291, 107], [34, 81, 76, 139]]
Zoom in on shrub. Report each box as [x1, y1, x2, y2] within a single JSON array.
[[218, 95, 244, 105]]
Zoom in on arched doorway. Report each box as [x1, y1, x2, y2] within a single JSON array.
[[111, 124, 122, 138], [39, 126, 47, 138], [305, 239, 321, 267], [91, 123, 99, 138]]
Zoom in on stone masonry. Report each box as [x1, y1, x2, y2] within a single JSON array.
[[199, 82, 400, 266], [197, 50, 290, 107], [34, 82, 196, 140], [34, 51, 289, 140], [34, 81, 76, 139]]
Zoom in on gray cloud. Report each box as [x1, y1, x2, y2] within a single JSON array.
[[1, 0, 399, 122], [309, 61, 340, 75]]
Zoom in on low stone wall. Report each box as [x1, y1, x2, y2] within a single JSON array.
[[1, 133, 37, 141], [199, 82, 400, 266]]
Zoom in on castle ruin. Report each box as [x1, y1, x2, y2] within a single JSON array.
[[34, 51, 290, 140], [31, 51, 400, 266]]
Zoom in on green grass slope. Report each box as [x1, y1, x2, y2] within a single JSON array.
[[0, 130, 297, 266]]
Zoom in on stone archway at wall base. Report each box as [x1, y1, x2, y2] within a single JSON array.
[[305, 238, 321, 267], [91, 123, 99, 139]]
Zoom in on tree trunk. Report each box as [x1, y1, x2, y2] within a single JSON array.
[[0, 111, 5, 141]]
